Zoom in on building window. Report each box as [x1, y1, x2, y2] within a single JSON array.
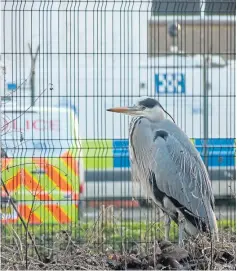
[[151, 0, 201, 16], [205, 0, 236, 15], [152, 0, 236, 16]]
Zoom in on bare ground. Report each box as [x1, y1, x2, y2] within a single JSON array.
[[1, 232, 235, 270]]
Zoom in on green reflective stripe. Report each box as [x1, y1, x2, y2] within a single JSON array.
[[30, 202, 58, 223], [46, 157, 79, 190], [1, 158, 23, 182], [58, 156, 80, 191], [13, 189, 35, 201], [1, 157, 78, 201], [69, 146, 81, 158], [14, 158, 64, 200], [60, 203, 78, 221], [81, 140, 113, 169], [27, 159, 62, 197], [1, 169, 12, 183]]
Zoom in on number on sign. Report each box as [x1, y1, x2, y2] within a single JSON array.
[[155, 73, 186, 94]]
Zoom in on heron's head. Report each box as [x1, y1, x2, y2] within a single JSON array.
[[107, 97, 175, 122]]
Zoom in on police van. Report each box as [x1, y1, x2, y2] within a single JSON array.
[[1, 106, 85, 224]]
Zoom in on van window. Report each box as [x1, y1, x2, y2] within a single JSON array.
[[2, 108, 78, 158]]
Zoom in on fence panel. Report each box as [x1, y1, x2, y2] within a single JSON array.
[[1, 0, 236, 269]]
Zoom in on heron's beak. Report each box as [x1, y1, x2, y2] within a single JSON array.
[[107, 107, 129, 113], [107, 106, 140, 115]]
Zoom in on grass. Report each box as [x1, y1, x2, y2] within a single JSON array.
[[1, 219, 236, 270], [1, 204, 236, 269], [2, 219, 235, 252]]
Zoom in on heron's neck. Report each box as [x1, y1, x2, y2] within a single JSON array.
[[150, 107, 165, 122], [129, 116, 142, 135]]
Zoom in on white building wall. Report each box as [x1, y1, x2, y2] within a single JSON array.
[[2, 1, 235, 140]]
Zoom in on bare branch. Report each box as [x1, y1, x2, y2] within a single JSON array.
[[1, 178, 42, 262]]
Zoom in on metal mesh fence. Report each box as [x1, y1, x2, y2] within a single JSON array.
[[0, 0, 236, 269]]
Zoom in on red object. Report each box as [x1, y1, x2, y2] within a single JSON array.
[[88, 200, 140, 208], [80, 183, 85, 194]]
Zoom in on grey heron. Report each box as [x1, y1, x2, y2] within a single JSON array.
[[107, 97, 218, 246]]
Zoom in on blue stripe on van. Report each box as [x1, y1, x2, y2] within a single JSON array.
[[113, 138, 235, 168], [195, 138, 235, 146], [113, 140, 130, 168]]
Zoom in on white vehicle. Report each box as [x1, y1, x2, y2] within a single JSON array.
[[82, 55, 235, 204], [2, 1, 235, 205], [1, 106, 85, 224]]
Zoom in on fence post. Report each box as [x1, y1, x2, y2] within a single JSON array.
[[203, 55, 209, 170], [0, 0, 3, 176], [28, 43, 40, 107]]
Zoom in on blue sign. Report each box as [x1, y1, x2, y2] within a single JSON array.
[[155, 73, 186, 94], [7, 83, 17, 90]]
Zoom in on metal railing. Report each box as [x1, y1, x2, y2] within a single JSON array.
[[0, 0, 236, 269]]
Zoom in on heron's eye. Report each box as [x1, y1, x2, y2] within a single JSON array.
[[140, 106, 146, 110]]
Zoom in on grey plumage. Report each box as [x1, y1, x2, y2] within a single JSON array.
[[130, 117, 217, 234], [107, 97, 218, 245]]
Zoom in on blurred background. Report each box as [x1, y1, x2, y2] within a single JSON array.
[[1, 0, 236, 259]]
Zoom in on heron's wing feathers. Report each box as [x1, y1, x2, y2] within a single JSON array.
[[150, 130, 214, 220], [152, 120, 214, 209], [131, 118, 214, 224]]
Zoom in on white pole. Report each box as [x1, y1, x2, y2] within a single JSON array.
[[0, 0, 3, 227], [0, 0, 2, 169], [0, 0, 4, 176]]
